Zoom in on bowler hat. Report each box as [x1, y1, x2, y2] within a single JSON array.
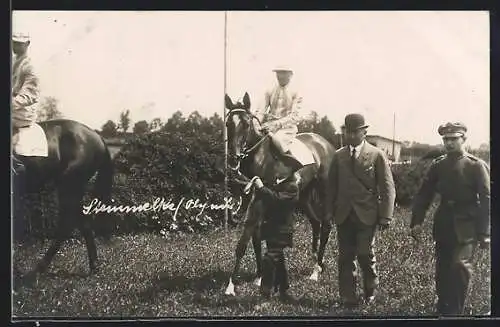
[[438, 122, 467, 138], [343, 113, 369, 132]]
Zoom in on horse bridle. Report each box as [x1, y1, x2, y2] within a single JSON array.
[[225, 108, 267, 172]]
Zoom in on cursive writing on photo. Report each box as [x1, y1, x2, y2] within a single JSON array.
[[82, 196, 242, 221]]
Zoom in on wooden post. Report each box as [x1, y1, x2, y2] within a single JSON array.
[[223, 11, 229, 231], [392, 112, 396, 162]]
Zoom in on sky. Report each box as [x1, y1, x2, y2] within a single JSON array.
[[12, 11, 489, 147]]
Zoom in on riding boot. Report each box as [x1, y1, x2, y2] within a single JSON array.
[[270, 136, 303, 171], [12, 154, 26, 175], [260, 255, 276, 299], [282, 151, 304, 172], [276, 252, 298, 304]]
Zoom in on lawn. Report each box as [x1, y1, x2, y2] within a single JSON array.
[[12, 205, 491, 318]]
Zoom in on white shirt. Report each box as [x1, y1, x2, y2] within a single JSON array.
[[349, 140, 365, 159]]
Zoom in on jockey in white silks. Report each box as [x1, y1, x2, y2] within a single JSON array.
[[11, 32, 40, 173], [253, 66, 304, 171]]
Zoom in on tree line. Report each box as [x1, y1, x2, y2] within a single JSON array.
[[35, 96, 489, 162]]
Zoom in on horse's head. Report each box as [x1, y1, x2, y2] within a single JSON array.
[[224, 92, 261, 170]]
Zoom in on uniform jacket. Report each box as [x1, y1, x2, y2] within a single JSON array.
[[257, 176, 300, 247], [411, 152, 490, 244], [12, 54, 40, 127], [326, 141, 396, 226], [254, 83, 302, 133]]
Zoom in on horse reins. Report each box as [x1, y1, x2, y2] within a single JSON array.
[[225, 108, 267, 169]]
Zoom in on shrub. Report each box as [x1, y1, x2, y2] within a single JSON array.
[[15, 112, 244, 239], [391, 160, 433, 207], [104, 128, 239, 235]]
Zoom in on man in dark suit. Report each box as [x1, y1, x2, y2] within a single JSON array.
[[248, 171, 301, 304], [410, 122, 490, 315], [326, 113, 396, 307]]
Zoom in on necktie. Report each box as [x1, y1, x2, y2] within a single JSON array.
[[351, 148, 356, 166]]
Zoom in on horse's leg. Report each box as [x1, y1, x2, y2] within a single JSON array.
[[225, 230, 251, 296], [34, 184, 78, 274], [75, 203, 99, 275], [300, 187, 321, 253], [299, 184, 331, 282], [251, 226, 262, 286], [306, 181, 333, 282], [225, 195, 261, 296], [315, 214, 333, 278]]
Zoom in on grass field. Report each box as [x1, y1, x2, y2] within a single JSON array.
[[12, 205, 490, 318]]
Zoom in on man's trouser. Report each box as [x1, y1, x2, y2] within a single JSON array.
[[260, 241, 289, 296], [435, 240, 476, 315], [337, 210, 378, 303]]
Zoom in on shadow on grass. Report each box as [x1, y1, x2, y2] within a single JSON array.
[[14, 267, 90, 292], [137, 268, 259, 300]]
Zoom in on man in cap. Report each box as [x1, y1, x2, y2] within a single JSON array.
[[410, 122, 490, 315], [254, 66, 304, 171], [11, 31, 40, 174], [325, 113, 396, 307], [246, 170, 301, 304]]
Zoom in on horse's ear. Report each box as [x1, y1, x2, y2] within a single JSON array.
[[242, 92, 251, 111], [225, 94, 233, 109]]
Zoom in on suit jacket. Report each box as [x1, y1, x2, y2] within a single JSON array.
[[257, 175, 300, 247], [326, 141, 396, 226]]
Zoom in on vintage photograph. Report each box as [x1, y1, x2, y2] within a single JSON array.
[[11, 10, 490, 319]]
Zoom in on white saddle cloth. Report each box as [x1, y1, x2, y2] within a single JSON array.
[[288, 138, 315, 166], [13, 123, 49, 157]]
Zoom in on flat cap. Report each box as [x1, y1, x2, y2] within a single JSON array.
[[272, 65, 293, 73], [12, 32, 30, 43], [438, 122, 467, 138]]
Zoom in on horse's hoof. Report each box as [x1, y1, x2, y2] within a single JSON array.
[[13, 273, 23, 292], [89, 261, 101, 275], [309, 272, 319, 281], [35, 263, 48, 274], [308, 263, 323, 281], [224, 278, 236, 296], [253, 277, 262, 287], [89, 266, 101, 276], [22, 270, 39, 287]]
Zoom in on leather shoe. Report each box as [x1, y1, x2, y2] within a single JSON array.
[[364, 288, 376, 305], [279, 291, 299, 304], [260, 288, 271, 300], [365, 295, 375, 305], [341, 298, 360, 309]]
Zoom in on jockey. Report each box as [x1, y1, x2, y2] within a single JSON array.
[[254, 66, 304, 172], [11, 31, 40, 174]]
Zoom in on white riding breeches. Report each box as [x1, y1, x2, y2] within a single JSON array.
[[271, 125, 298, 152]]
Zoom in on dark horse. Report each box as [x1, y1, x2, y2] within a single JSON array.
[[223, 93, 336, 295], [12, 119, 113, 283]]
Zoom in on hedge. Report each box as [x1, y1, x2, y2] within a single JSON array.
[[13, 128, 453, 241]]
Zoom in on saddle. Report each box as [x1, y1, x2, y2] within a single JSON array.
[[269, 135, 316, 167], [12, 123, 49, 157]]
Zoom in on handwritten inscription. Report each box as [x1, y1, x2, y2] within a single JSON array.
[[82, 196, 242, 221]]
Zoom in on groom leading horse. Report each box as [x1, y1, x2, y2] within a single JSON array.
[[224, 66, 337, 296]]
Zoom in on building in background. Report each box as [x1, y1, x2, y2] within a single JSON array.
[[366, 134, 403, 162]]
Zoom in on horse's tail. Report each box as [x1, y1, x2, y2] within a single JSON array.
[[93, 139, 114, 204]]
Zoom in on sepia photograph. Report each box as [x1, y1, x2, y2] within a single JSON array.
[[11, 10, 490, 319]]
